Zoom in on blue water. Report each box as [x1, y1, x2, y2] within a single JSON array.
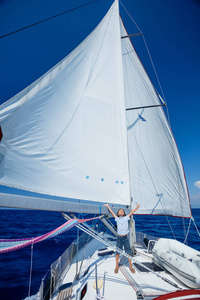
[[0, 209, 200, 300]]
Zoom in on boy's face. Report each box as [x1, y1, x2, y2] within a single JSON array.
[[118, 209, 125, 217]]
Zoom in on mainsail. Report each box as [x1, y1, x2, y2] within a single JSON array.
[[0, 0, 191, 217], [120, 20, 191, 218]]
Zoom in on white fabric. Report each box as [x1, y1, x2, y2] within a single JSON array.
[[115, 215, 130, 235], [120, 18, 191, 218], [0, 1, 191, 218], [0, 1, 130, 206]]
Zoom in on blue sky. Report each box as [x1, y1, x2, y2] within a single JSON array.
[[0, 0, 199, 207]]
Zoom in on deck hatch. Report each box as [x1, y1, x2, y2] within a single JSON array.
[[133, 262, 164, 273], [98, 250, 115, 257]]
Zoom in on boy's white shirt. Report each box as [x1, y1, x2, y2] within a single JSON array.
[[115, 215, 130, 236]]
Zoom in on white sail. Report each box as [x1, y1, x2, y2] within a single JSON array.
[[0, 1, 130, 207], [120, 19, 191, 217], [0, 1, 191, 217]]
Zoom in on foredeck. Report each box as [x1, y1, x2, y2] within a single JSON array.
[[50, 234, 188, 300]]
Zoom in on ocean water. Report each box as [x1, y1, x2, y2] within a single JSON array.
[[0, 208, 200, 300]]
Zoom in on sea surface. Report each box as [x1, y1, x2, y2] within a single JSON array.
[[0, 208, 200, 300]]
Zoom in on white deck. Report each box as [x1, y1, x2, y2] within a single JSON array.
[[51, 234, 190, 300]]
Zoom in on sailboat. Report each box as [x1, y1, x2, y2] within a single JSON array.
[[0, 0, 200, 299]]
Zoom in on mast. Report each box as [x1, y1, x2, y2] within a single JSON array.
[[129, 198, 136, 252]]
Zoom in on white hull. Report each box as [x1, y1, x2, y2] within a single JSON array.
[[35, 232, 200, 300]]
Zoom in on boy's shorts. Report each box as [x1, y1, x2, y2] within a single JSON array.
[[116, 235, 132, 255]]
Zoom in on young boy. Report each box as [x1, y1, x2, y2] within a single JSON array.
[[104, 203, 140, 274]]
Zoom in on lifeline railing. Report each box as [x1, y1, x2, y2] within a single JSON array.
[[35, 232, 93, 300]]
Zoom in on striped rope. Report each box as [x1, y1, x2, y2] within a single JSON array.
[[0, 216, 100, 254]]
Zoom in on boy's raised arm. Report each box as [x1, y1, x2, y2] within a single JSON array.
[[128, 203, 140, 217], [104, 203, 116, 218]]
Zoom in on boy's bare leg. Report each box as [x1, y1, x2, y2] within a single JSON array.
[[116, 254, 119, 268], [115, 254, 119, 273], [128, 258, 135, 273]]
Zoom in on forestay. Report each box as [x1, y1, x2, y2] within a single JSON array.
[[0, 1, 130, 208], [120, 19, 191, 217]]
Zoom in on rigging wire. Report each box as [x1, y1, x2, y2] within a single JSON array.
[[0, 0, 98, 39], [76, 218, 80, 277], [76, 213, 98, 277], [119, 0, 171, 125], [105, 217, 116, 232], [28, 243, 34, 298], [64, 212, 101, 278], [182, 215, 188, 243], [192, 217, 200, 238], [183, 217, 192, 244]]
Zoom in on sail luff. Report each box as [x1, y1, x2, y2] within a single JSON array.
[[117, 3, 132, 208]]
